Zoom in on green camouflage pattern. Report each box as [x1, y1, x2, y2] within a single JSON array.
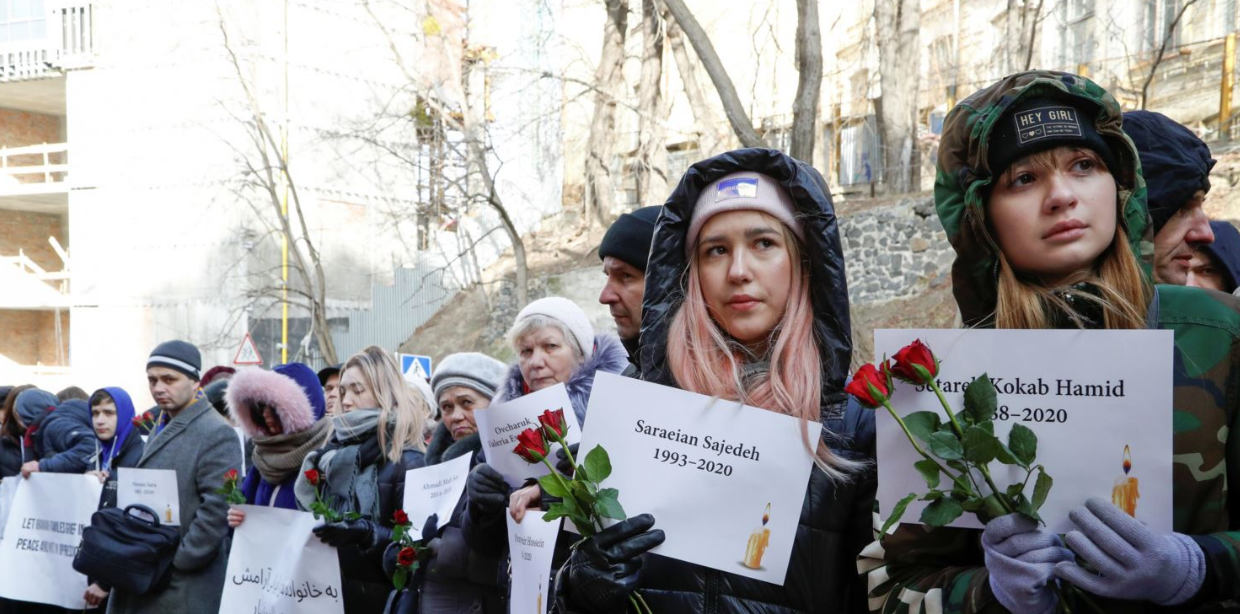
[[933, 70, 1152, 327], [859, 71, 1240, 613]]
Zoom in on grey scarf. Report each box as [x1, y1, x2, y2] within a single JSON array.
[[295, 410, 383, 519], [252, 418, 332, 485]]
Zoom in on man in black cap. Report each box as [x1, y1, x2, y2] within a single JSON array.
[[109, 340, 240, 614], [1123, 110, 1216, 285], [317, 363, 342, 416], [598, 205, 661, 375]]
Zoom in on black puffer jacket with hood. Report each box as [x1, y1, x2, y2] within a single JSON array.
[[558, 148, 877, 613]]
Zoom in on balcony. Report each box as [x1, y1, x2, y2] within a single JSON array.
[[0, 1, 92, 83], [0, 248, 69, 308], [0, 142, 68, 211]]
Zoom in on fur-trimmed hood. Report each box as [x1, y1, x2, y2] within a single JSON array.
[[226, 367, 317, 437], [494, 334, 630, 425]]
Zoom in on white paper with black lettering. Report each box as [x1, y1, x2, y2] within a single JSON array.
[[117, 467, 180, 524], [474, 383, 581, 488], [0, 473, 102, 609], [218, 505, 344, 614], [574, 372, 817, 585], [874, 329, 1174, 533], [402, 454, 471, 540], [507, 510, 560, 614]]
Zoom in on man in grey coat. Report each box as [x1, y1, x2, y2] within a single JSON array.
[[107, 340, 241, 614]]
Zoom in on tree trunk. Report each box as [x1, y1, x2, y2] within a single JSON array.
[[666, 11, 726, 156], [790, 0, 822, 163], [636, 0, 669, 208], [583, 0, 628, 227], [662, 0, 763, 148], [876, 0, 921, 193]]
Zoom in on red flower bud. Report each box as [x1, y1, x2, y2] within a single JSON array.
[[890, 339, 939, 385], [132, 417, 143, 427], [538, 408, 568, 441], [397, 546, 417, 567], [845, 363, 891, 409], [513, 427, 549, 464], [393, 510, 409, 525], [224, 468, 238, 483], [304, 469, 321, 487]]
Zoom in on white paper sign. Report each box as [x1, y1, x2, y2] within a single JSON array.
[[402, 454, 472, 540], [219, 505, 344, 614], [0, 478, 18, 540], [875, 329, 1174, 533], [507, 510, 560, 614], [0, 473, 103, 609], [117, 468, 181, 525], [474, 383, 582, 488], [575, 372, 817, 585]]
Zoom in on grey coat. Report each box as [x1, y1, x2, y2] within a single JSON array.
[[107, 396, 242, 614]]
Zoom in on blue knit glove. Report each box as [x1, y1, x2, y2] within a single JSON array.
[[982, 513, 1074, 614], [1054, 497, 1205, 606]]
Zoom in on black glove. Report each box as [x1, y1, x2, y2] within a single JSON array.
[[466, 463, 511, 517], [420, 512, 440, 542], [313, 518, 381, 549], [556, 443, 580, 476], [564, 514, 664, 612]]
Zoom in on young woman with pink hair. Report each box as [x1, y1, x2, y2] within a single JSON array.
[[553, 148, 877, 613]]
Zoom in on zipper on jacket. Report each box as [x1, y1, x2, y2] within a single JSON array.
[[704, 569, 720, 614]]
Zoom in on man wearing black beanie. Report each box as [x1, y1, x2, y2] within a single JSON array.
[[598, 205, 661, 374], [1123, 110, 1216, 285]]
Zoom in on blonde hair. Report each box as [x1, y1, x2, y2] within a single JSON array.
[[343, 346, 429, 461], [667, 216, 864, 481], [987, 148, 1152, 329]]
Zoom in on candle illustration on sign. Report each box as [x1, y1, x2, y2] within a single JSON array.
[[742, 502, 771, 569], [1111, 445, 1140, 517], [537, 580, 543, 613], [165, 502, 173, 523]]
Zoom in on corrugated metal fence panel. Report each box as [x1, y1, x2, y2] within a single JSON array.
[[318, 262, 459, 368]]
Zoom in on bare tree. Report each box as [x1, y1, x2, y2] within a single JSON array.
[[583, 0, 628, 227], [1140, 0, 1204, 109], [363, 0, 530, 307], [636, 0, 669, 207], [662, 0, 763, 148], [666, 10, 727, 156], [790, 0, 822, 162], [216, 7, 339, 364], [875, 0, 921, 193]]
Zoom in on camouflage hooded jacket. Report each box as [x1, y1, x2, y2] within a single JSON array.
[[859, 71, 1240, 612]]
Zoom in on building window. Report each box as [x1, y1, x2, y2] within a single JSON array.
[[838, 115, 882, 187], [0, 0, 47, 45], [1060, 0, 1095, 69], [1144, 0, 1183, 52]]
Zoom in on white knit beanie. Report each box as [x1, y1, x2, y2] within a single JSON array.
[[513, 297, 596, 359], [687, 172, 804, 257]]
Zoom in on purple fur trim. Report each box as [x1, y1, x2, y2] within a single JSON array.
[[225, 367, 316, 437]]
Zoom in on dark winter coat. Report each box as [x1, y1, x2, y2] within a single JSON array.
[[1202, 220, 1240, 293], [0, 434, 20, 479], [461, 333, 630, 558], [37, 399, 95, 473], [398, 423, 506, 614], [96, 431, 145, 510], [296, 411, 427, 614], [557, 148, 878, 614], [107, 396, 243, 614]]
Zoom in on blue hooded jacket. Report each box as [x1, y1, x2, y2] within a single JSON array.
[[1201, 221, 1240, 293], [38, 399, 95, 473], [95, 387, 137, 472]]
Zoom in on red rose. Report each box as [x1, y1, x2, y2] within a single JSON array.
[[845, 363, 891, 409], [143, 412, 154, 421], [397, 546, 417, 567], [890, 340, 938, 385], [132, 417, 143, 427], [538, 408, 568, 440], [513, 427, 549, 464], [224, 469, 238, 483], [304, 469, 321, 487], [393, 510, 409, 525]]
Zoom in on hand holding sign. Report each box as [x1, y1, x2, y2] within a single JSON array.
[[474, 384, 581, 488]]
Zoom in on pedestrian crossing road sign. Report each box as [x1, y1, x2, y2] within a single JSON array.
[[399, 353, 432, 380]]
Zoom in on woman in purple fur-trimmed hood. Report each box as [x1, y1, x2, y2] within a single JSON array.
[[224, 365, 332, 520]]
